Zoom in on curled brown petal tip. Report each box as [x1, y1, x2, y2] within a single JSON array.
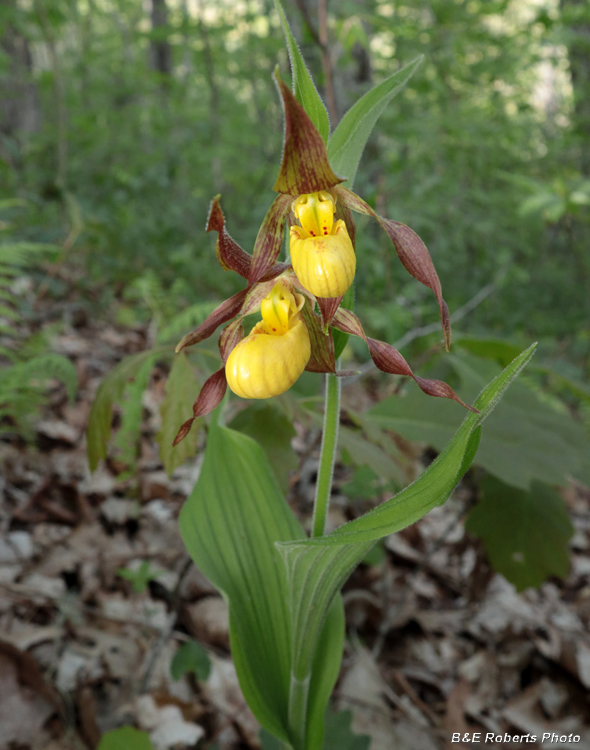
[[173, 367, 228, 446], [332, 308, 475, 411], [173, 417, 196, 446], [207, 196, 252, 279]]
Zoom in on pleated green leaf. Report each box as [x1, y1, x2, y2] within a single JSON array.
[[276, 344, 536, 705], [328, 56, 423, 186], [273, 0, 330, 143], [178, 418, 344, 749]]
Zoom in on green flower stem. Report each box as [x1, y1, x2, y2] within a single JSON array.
[[311, 366, 341, 538], [287, 673, 311, 750]]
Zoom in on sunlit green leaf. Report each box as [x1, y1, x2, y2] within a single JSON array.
[[465, 477, 573, 591], [328, 56, 423, 186]]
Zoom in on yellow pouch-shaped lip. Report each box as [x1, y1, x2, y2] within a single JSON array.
[[290, 219, 356, 298], [225, 317, 311, 399]]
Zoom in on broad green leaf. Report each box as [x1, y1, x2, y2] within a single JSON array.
[[170, 640, 211, 682], [339, 425, 405, 486], [273, 0, 330, 142], [230, 403, 297, 492], [86, 346, 172, 472], [361, 540, 386, 567], [328, 56, 423, 186], [465, 477, 573, 591], [179, 418, 344, 749], [97, 727, 153, 750], [305, 405, 405, 486], [323, 710, 370, 750], [260, 728, 283, 750], [453, 335, 524, 367], [341, 465, 386, 500], [156, 352, 201, 476], [366, 352, 590, 490], [276, 345, 536, 722]]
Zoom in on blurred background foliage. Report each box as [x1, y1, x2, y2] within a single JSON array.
[[1, 0, 589, 589], [1, 0, 589, 346]]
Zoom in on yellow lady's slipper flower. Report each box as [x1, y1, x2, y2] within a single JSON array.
[[225, 281, 311, 399], [290, 191, 356, 298]]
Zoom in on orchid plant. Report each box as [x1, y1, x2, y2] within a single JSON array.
[[171, 5, 536, 748]]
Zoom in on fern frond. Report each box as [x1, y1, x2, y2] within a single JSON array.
[[157, 301, 218, 344]]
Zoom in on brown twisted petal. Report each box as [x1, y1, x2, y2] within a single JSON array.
[[248, 193, 294, 284], [207, 195, 252, 279], [176, 288, 248, 353], [332, 309, 477, 412], [208, 195, 292, 283], [172, 367, 228, 445], [272, 73, 344, 196], [334, 185, 452, 351]]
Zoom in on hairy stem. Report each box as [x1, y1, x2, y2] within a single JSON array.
[[312, 368, 341, 538]]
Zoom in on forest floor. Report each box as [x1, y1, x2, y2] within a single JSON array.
[[1, 281, 590, 750]]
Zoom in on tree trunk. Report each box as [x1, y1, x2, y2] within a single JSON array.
[[150, 0, 172, 76], [0, 1, 41, 140], [561, 0, 590, 173]]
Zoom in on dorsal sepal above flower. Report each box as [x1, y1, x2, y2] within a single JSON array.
[[272, 70, 344, 196]]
